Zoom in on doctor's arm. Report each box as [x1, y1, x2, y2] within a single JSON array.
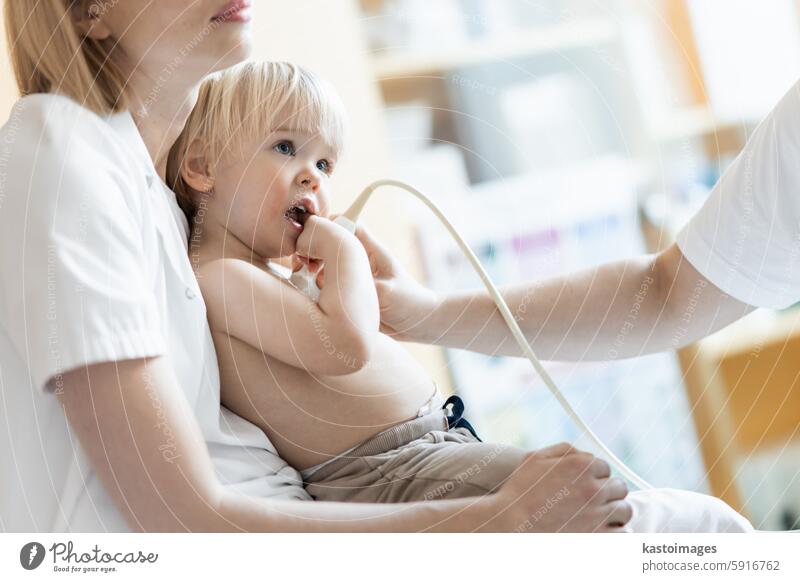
[[356, 228, 754, 360], [57, 357, 631, 532]]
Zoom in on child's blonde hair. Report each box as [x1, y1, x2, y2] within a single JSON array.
[[167, 61, 347, 222]]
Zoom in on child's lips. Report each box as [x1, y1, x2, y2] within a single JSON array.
[[284, 195, 320, 231], [284, 213, 304, 232]]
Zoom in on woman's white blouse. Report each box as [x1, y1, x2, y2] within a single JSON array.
[[0, 94, 310, 533]]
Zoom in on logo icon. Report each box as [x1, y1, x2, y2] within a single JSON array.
[[20, 542, 46, 570]]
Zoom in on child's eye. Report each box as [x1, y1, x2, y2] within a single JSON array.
[[316, 159, 332, 174], [273, 141, 295, 156]]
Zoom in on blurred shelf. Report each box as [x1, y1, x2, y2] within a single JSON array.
[[698, 308, 800, 361], [417, 156, 645, 244], [370, 19, 619, 81]]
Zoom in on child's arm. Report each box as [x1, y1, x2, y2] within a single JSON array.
[[200, 217, 379, 376]]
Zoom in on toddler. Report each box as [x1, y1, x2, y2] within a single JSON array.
[[167, 61, 752, 531]]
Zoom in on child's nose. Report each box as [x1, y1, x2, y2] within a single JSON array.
[[296, 168, 320, 191]]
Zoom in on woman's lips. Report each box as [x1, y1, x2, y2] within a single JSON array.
[[212, 0, 253, 23]]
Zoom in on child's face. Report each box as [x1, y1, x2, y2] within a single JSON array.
[[212, 128, 338, 259]]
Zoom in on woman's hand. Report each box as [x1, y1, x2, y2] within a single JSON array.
[[347, 220, 441, 342], [482, 443, 632, 532]]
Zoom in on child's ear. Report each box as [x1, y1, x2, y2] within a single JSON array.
[[180, 140, 215, 194], [70, 2, 113, 41]]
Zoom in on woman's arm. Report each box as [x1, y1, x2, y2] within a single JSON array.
[[357, 227, 754, 360], [58, 357, 630, 532], [421, 244, 755, 359]]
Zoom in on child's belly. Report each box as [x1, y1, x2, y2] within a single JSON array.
[[216, 332, 438, 470]]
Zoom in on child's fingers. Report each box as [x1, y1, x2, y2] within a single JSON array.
[[292, 255, 323, 273]]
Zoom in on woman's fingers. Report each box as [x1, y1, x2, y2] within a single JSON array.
[[350, 222, 396, 278], [599, 477, 629, 502], [601, 499, 634, 530], [588, 457, 612, 479], [531, 445, 613, 481], [532, 442, 581, 458]]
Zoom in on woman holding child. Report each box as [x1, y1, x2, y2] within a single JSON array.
[[0, 1, 748, 533]]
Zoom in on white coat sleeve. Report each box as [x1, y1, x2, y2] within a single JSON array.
[[676, 80, 800, 309], [0, 96, 166, 392]]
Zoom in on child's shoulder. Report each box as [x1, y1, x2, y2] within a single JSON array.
[[196, 258, 285, 311]]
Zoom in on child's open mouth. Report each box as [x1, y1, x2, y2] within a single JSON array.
[[284, 205, 308, 230], [284, 197, 317, 232], [284, 196, 320, 232]]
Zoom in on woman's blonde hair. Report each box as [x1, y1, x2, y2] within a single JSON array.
[[4, 0, 128, 114], [167, 61, 347, 223]]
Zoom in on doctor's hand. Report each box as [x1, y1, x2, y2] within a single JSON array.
[[482, 443, 632, 533], [347, 221, 440, 341]]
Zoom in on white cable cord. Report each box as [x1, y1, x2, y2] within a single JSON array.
[[350, 179, 653, 490]]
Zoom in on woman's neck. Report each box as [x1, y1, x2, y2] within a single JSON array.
[[124, 70, 200, 181]]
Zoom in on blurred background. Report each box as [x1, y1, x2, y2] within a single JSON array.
[[3, 0, 800, 529]]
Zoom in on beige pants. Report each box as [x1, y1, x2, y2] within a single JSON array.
[[302, 409, 753, 532], [303, 410, 517, 502]]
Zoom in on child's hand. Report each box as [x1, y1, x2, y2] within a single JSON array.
[[295, 215, 357, 263], [291, 253, 322, 274], [292, 254, 325, 290]]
